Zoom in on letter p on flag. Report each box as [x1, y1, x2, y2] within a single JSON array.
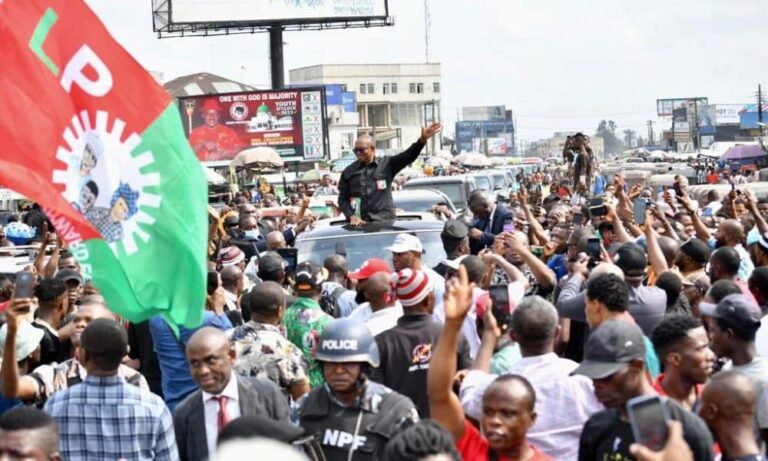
[[0, 0, 208, 329]]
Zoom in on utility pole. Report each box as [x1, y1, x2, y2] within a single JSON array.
[[758, 84, 764, 137], [269, 26, 285, 89], [647, 120, 654, 145], [424, 0, 431, 63]]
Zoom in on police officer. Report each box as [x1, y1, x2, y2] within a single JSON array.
[[299, 318, 419, 461]]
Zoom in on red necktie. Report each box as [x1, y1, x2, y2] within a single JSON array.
[[213, 396, 230, 433]]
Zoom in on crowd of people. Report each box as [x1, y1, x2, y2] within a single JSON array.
[[1, 125, 768, 461]]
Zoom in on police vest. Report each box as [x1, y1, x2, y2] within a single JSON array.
[[300, 385, 416, 461]]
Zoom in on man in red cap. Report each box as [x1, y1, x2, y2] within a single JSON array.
[[189, 98, 244, 161], [346, 258, 392, 317]]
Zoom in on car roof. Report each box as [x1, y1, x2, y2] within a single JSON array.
[[393, 189, 446, 199], [405, 175, 474, 184], [298, 215, 445, 240]]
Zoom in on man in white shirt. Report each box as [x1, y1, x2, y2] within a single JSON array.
[[460, 296, 602, 461], [347, 272, 402, 335], [388, 233, 445, 323], [173, 328, 290, 461]]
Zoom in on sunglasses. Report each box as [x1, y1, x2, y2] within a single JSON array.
[[353, 147, 368, 155]]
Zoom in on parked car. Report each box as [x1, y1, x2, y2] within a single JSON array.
[[467, 172, 493, 192], [393, 189, 457, 216], [402, 175, 478, 213], [295, 214, 447, 270]]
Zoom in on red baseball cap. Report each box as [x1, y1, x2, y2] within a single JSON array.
[[348, 258, 391, 281]]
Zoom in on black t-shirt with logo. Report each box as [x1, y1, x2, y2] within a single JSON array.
[[31, 322, 63, 365], [578, 397, 714, 461], [371, 314, 471, 418]]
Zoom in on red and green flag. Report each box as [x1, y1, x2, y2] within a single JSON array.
[[0, 0, 208, 327]]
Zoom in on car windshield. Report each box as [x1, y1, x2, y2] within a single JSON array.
[[405, 183, 464, 206], [474, 175, 491, 191], [297, 230, 447, 271], [491, 174, 506, 189], [395, 196, 448, 213]]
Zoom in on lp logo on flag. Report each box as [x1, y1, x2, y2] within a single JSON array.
[[0, 1, 208, 328]]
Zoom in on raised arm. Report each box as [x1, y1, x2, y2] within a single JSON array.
[[390, 123, 440, 173], [679, 195, 710, 242], [1, 298, 41, 400], [518, 188, 548, 245], [505, 233, 555, 290], [428, 265, 474, 441], [472, 304, 501, 373], [744, 188, 768, 235]]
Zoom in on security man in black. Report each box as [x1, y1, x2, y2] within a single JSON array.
[[299, 318, 419, 461], [338, 123, 442, 225]]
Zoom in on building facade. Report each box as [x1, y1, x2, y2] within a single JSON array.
[[289, 63, 441, 151]]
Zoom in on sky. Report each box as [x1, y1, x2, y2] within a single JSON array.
[[85, 0, 768, 144]]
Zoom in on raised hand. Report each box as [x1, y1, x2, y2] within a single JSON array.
[[443, 265, 474, 324], [420, 122, 443, 142]]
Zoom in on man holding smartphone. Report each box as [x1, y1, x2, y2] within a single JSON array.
[[574, 320, 714, 461]]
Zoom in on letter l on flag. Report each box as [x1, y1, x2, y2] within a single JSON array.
[[0, 0, 208, 328]]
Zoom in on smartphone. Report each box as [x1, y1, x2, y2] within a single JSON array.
[[587, 238, 601, 261], [335, 242, 347, 258], [207, 270, 219, 296], [277, 247, 298, 276], [627, 395, 669, 452], [634, 198, 647, 226], [13, 271, 35, 299], [502, 218, 515, 233], [488, 285, 512, 333], [589, 205, 608, 217], [573, 213, 583, 226], [590, 198, 603, 207]]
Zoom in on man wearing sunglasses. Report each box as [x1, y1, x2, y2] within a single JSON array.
[[338, 123, 442, 226]]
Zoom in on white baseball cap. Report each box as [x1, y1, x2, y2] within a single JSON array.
[[387, 233, 423, 254]]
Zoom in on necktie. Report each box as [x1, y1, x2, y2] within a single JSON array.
[[213, 395, 230, 433]]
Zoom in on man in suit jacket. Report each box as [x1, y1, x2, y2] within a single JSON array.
[[467, 190, 515, 255], [173, 327, 290, 461]]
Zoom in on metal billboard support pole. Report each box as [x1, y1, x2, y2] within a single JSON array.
[[269, 26, 285, 89]]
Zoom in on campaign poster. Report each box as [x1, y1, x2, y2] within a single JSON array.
[[178, 88, 328, 162]]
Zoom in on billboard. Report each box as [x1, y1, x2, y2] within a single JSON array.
[[656, 98, 708, 117], [168, 0, 388, 25], [178, 88, 328, 162], [486, 138, 508, 155], [702, 104, 745, 126], [455, 120, 515, 154], [462, 106, 507, 121]]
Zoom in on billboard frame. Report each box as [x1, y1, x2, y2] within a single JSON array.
[[177, 86, 330, 163], [656, 97, 708, 117], [152, 0, 394, 38]]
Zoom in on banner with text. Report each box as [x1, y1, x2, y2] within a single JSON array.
[[179, 88, 328, 162]]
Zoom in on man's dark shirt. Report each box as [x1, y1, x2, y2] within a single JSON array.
[[338, 140, 426, 222]]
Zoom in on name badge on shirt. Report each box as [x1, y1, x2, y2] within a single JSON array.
[[376, 179, 387, 191]]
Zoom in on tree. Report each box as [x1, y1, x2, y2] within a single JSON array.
[[595, 120, 622, 154]]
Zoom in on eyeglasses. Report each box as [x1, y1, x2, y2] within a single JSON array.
[[353, 147, 368, 154]]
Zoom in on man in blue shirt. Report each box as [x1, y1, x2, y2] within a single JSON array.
[[149, 294, 232, 412]]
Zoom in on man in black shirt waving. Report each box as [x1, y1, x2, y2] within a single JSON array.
[[339, 123, 442, 225]]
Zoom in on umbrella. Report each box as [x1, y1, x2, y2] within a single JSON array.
[[230, 147, 284, 170], [204, 168, 227, 185], [425, 156, 450, 167], [489, 157, 507, 166], [460, 153, 492, 168], [722, 145, 766, 160], [299, 169, 323, 182]]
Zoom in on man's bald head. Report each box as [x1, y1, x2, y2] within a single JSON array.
[[701, 370, 757, 431], [220, 265, 243, 290], [187, 327, 230, 354], [719, 219, 745, 246], [356, 134, 374, 147], [324, 254, 348, 276], [365, 272, 393, 311], [265, 231, 286, 251], [657, 236, 680, 268], [186, 327, 235, 394], [589, 262, 624, 281]]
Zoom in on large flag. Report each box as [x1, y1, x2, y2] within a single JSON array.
[[0, 1, 208, 327]]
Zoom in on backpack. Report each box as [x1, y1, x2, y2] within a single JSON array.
[[319, 285, 348, 318]]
